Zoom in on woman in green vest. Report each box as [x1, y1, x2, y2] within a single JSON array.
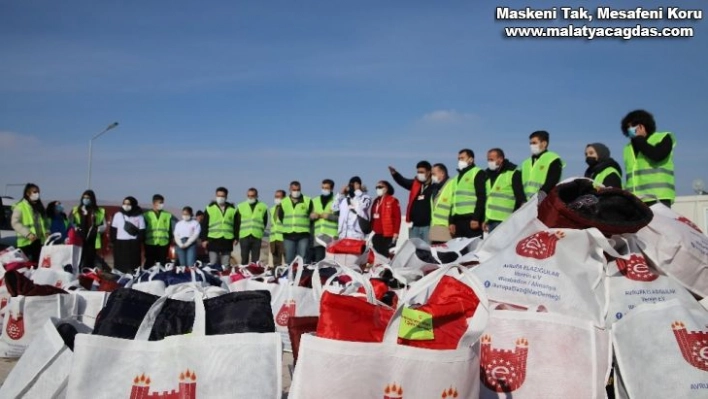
[[583, 143, 622, 189], [70, 190, 107, 269], [10, 183, 47, 262]]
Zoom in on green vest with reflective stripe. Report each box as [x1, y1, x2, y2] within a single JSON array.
[[520, 151, 564, 199], [485, 170, 516, 222], [623, 132, 676, 203], [269, 206, 283, 242], [593, 167, 622, 188], [431, 179, 456, 227], [452, 167, 482, 216], [144, 210, 172, 246], [237, 201, 268, 239], [280, 196, 311, 234], [312, 196, 338, 238], [14, 199, 48, 247], [206, 204, 236, 240], [71, 206, 106, 249]]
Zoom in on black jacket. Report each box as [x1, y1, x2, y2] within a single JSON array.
[[630, 133, 673, 162]]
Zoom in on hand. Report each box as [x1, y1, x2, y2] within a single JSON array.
[[448, 225, 456, 236], [201, 240, 209, 249], [310, 212, 319, 220], [636, 128, 647, 138], [470, 220, 480, 230], [392, 234, 399, 241], [27, 233, 37, 242], [233, 240, 239, 246], [388, 166, 397, 174], [321, 212, 329, 219], [482, 222, 489, 232]]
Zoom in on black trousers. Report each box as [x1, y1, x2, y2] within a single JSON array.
[[144, 244, 169, 267], [239, 236, 262, 265], [113, 239, 142, 273], [453, 218, 483, 239], [313, 246, 327, 263], [645, 199, 672, 208], [372, 234, 393, 256], [19, 240, 42, 263]]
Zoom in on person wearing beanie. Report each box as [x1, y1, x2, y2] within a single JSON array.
[[584, 143, 623, 189]]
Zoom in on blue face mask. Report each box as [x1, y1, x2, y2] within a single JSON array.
[[82, 198, 91, 206], [56, 205, 64, 213], [627, 126, 637, 138]]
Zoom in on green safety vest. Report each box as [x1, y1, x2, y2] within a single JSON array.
[[452, 167, 482, 216], [71, 206, 106, 249], [593, 167, 622, 188], [312, 196, 338, 238], [206, 204, 236, 240], [623, 132, 676, 204], [280, 196, 311, 234], [485, 170, 516, 223], [520, 151, 565, 199], [431, 179, 455, 226], [14, 199, 48, 247], [237, 201, 268, 239], [144, 210, 172, 246], [269, 206, 283, 242]]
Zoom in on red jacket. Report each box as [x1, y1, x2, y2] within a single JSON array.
[[371, 195, 401, 237]]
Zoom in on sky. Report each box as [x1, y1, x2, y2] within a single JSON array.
[[1, 0, 707, 212]]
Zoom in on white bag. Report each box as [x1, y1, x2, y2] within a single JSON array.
[[479, 308, 610, 399], [289, 264, 490, 399], [0, 318, 91, 399], [606, 235, 696, 325], [389, 237, 443, 282], [67, 292, 282, 399], [0, 294, 79, 358], [37, 233, 82, 276], [73, 291, 110, 329], [30, 268, 75, 289], [613, 298, 708, 398], [472, 227, 612, 327], [475, 196, 544, 262], [636, 203, 708, 297], [0, 247, 28, 268]]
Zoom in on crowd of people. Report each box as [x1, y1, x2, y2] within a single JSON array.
[[9, 109, 676, 272]]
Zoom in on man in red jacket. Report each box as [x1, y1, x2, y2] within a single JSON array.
[[388, 161, 434, 244], [371, 181, 401, 257]]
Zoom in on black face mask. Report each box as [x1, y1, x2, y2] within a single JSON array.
[[585, 157, 599, 167]]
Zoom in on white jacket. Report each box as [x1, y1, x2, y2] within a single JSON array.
[[332, 192, 372, 240]]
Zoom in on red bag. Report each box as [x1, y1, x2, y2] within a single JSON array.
[[288, 316, 319, 366], [316, 290, 394, 343], [326, 238, 366, 255]]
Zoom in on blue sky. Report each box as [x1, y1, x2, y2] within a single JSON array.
[[1, 0, 706, 212]]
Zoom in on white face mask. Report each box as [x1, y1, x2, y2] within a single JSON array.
[[457, 160, 469, 170], [29, 193, 40, 201], [376, 188, 385, 197], [274, 198, 282, 205], [530, 144, 541, 155], [247, 198, 256, 204], [215, 196, 226, 205], [182, 215, 191, 221], [416, 173, 427, 182], [122, 205, 132, 212], [431, 175, 440, 184], [291, 191, 301, 198], [487, 160, 499, 171], [155, 203, 164, 211], [354, 189, 363, 197], [321, 189, 331, 196]]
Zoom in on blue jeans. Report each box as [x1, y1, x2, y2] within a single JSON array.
[[409, 226, 430, 244], [487, 221, 502, 233], [284, 237, 309, 265], [176, 238, 197, 266]]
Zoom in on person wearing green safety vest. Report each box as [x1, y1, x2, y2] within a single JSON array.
[[429, 164, 452, 244], [584, 143, 622, 189], [70, 189, 107, 269], [200, 187, 238, 267], [484, 148, 526, 234], [11, 183, 47, 262], [277, 180, 313, 264], [269, 190, 286, 267], [520, 130, 566, 200], [143, 194, 174, 267], [235, 187, 269, 265], [310, 179, 339, 263], [621, 109, 676, 207], [450, 149, 487, 239]]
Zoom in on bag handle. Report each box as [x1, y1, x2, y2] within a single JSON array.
[[134, 287, 207, 340], [585, 228, 623, 259], [287, 256, 306, 286], [310, 260, 341, 299], [43, 232, 63, 246]]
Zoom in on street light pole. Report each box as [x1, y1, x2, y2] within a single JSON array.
[[87, 122, 119, 189]]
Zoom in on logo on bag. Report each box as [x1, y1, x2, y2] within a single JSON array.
[[616, 254, 659, 282], [5, 313, 24, 341], [383, 382, 403, 399], [0, 298, 7, 311], [275, 300, 296, 327], [441, 387, 458, 398], [515, 231, 564, 260], [129, 370, 197, 399], [41, 256, 51, 268], [480, 334, 529, 393], [677, 216, 703, 234], [672, 321, 708, 372]]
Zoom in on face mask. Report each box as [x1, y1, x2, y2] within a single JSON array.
[[487, 161, 499, 171], [122, 205, 132, 212], [56, 205, 64, 213], [431, 175, 440, 184], [585, 157, 599, 167], [247, 198, 256, 204], [274, 198, 282, 205], [215, 197, 226, 205], [416, 173, 427, 182], [627, 126, 637, 138], [354, 189, 363, 197], [376, 188, 385, 197], [457, 160, 468, 170], [82, 198, 91, 206], [530, 144, 541, 155], [29, 193, 40, 201], [182, 215, 191, 221], [155, 203, 164, 211], [291, 191, 301, 198], [321, 189, 331, 196]]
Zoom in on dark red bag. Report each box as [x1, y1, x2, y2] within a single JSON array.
[[316, 290, 394, 343], [287, 316, 319, 366]]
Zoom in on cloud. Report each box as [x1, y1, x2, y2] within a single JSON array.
[[418, 109, 479, 125], [0, 131, 40, 148]]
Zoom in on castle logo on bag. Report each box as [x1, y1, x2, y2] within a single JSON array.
[[129, 370, 197, 399], [677, 216, 703, 234], [515, 231, 564, 260], [383, 382, 403, 398], [440, 387, 458, 398], [672, 321, 708, 372], [41, 256, 51, 268], [616, 254, 659, 282], [5, 312, 24, 340], [276, 300, 296, 327], [480, 334, 529, 393]]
